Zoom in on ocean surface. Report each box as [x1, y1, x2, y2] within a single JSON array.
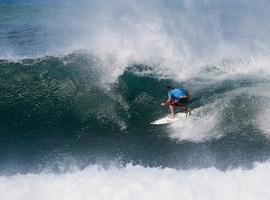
[[1, 0, 270, 199]]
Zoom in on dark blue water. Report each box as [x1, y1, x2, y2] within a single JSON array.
[[0, 54, 270, 175]]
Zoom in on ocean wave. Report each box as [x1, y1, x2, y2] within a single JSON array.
[[0, 53, 270, 173], [0, 53, 269, 137]]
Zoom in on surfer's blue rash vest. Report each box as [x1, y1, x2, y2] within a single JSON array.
[[168, 88, 185, 99]]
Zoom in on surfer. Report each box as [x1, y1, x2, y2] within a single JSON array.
[[160, 86, 191, 118]]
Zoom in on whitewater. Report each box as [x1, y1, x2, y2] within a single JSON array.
[[1, 163, 270, 200], [1, 0, 270, 199]]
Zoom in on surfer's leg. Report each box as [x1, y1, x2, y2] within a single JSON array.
[[168, 104, 175, 118], [178, 104, 191, 116], [176, 98, 191, 113], [173, 100, 187, 111], [177, 103, 188, 111]]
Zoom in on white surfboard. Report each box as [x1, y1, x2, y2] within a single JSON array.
[[150, 112, 190, 125]]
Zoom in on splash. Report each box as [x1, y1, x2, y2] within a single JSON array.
[[169, 106, 220, 142], [2, 0, 270, 83]]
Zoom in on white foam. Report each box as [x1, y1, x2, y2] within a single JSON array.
[[169, 104, 221, 142], [68, 0, 270, 83], [256, 89, 270, 137], [0, 162, 270, 200]]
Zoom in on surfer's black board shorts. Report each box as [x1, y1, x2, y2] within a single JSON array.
[[171, 97, 188, 105]]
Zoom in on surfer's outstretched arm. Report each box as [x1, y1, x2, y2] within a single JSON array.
[[160, 96, 172, 106]]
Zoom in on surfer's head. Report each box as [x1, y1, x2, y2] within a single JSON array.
[[166, 85, 173, 91]]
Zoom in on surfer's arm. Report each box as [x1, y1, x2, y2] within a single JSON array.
[[160, 97, 171, 106]]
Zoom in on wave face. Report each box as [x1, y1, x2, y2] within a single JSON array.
[[1, 0, 270, 199], [0, 53, 270, 175]]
